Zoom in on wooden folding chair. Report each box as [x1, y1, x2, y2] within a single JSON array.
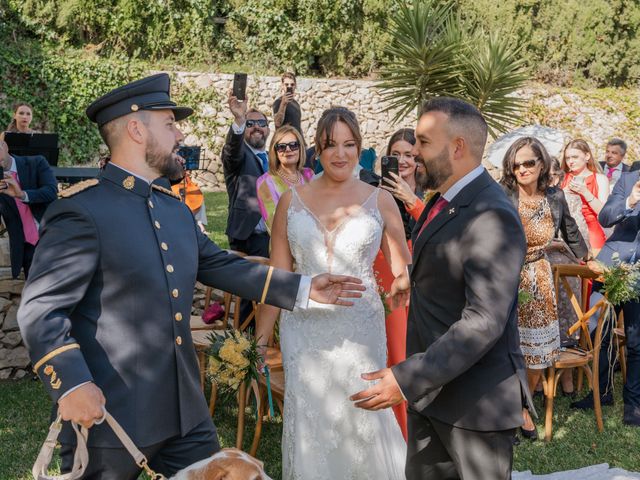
[[544, 264, 612, 441], [614, 311, 627, 384]]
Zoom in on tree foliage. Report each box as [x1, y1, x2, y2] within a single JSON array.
[[378, 0, 528, 137], [3, 0, 640, 85]]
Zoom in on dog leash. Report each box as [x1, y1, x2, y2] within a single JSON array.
[[33, 408, 167, 480]]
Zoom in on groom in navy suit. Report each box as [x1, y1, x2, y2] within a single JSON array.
[[352, 98, 529, 479]]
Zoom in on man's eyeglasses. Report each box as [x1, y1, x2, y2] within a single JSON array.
[[275, 141, 300, 153], [512, 159, 538, 171], [246, 119, 268, 128]]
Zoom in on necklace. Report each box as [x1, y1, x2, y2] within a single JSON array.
[[277, 168, 301, 185]]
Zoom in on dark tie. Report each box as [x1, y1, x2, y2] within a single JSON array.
[[418, 196, 449, 238], [257, 152, 269, 173]]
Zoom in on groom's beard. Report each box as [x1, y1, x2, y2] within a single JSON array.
[[418, 146, 453, 191]]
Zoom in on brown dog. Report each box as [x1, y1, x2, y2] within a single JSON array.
[[170, 448, 273, 480]]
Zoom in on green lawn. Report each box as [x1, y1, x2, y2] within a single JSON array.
[[2, 377, 639, 479], [2, 190, 639, 478]]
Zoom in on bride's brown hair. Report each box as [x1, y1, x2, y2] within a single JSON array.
[[314, 107, 362, 159]]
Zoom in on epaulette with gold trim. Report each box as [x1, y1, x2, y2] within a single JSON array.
[[152, 184, 181, 200], [58, 179, 100, 198]]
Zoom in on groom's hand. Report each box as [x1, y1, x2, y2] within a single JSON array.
[[309, 274, 365, 306], [350, 368, 404, 410], [389, 271, 410, 310]]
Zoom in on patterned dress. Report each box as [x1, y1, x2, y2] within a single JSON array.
[[518, 197, 561, 368]]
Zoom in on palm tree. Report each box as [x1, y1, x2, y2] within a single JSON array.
[[378, 0, 528, 137]]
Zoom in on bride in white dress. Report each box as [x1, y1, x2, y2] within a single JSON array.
[[256, 107, 411, 479]]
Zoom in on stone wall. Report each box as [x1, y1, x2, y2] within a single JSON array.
[[0, 236, 29, 380], [172, 72, 640, 191]]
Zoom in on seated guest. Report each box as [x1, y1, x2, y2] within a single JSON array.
[[0, 138, 57, 278], [256, 126, 313, 234], [222, 90, 271, 257], [273, 72, 302, 134], [500, 137, 588, 440], [546, 156, 590, 396], [571, 170, 640, 426], [600, 138, 629, 190], [561, 139, 609, 255]]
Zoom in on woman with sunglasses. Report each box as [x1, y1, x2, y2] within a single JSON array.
[[560, 139, 609, 255], [501, 137, 588, 441], [256, 126, 314, 234]]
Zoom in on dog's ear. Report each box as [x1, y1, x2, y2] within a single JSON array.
[[199, 462, 229, 480]]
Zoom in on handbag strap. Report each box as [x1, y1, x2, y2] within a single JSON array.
[[32, 409, 167, 480]]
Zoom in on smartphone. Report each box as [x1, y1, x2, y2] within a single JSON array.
[[0, 166, 4, 189], [381, 156, 399, 182], [286, 85, 294, 94], [232, 73, 248, 101], [177, 146, 202, 170]]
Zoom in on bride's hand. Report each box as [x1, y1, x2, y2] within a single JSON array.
[[309, 274, 365, 306]]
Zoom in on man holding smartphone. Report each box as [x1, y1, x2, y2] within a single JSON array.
[[273, 72, 302, 134]]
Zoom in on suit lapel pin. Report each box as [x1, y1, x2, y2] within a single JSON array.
[[449, 207, 455, 215]]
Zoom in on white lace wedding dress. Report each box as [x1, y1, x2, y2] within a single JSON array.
[[280, 187, 406, 480]]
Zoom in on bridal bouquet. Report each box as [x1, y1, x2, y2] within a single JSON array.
[[600, 254, 640, 306], [206, 330, 262, 397]]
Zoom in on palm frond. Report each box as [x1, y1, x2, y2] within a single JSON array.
[[460, 32, 529, 137], [377, 1, 528, 130]]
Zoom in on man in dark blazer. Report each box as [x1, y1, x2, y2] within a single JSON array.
[[599, 138, 630, 189], [0, 139, 57, 278], [221, 91, 271, 257], [577, 170, 640, 426], [18, 74, 364, 479], [351, 97, 530, 479]]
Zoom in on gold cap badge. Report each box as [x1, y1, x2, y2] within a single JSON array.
[[131, 104, 139, 112], [123, 176, 135, 190]]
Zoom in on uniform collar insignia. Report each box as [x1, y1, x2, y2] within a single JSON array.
[[123, 176, 135, 190], [101, 163, 152, 198]]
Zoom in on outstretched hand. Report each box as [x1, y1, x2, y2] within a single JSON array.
[[350, 368, 404, 410], [309, 274, 365, 306]]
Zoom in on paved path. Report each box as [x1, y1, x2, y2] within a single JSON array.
[[515, 464, 640, 479]]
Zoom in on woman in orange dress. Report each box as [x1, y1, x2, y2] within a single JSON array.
[[375, 129, 429, 439], [560, 139, 609, 255]]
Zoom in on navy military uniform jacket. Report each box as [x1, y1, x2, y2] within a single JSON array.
[[18, 163, 301, 447]]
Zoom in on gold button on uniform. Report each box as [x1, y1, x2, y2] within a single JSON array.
[[172, 289, 179, 298], [175, 312, 183, 321], [176, 336, 182, 345], [148, 200, 154, 208], [161, 242, 168, 251], [166, 265, 174, 273], [155, 221, 161, 229]]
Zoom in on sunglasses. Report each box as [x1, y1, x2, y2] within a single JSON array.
[[246, 119, 268, 128], [275, 141, 300, 153], [512, 159, 538, 171]]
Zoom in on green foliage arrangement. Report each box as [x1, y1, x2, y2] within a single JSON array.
[[459, 0, 640, 88], [600, 254, 640, 306], [6, 0, 230, 63], [4, 0, 640, 86], [378, 0, 528, 137], [224, 0, 393, 77]]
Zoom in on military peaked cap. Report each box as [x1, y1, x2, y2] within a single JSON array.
[[86, 73, 193, 126]]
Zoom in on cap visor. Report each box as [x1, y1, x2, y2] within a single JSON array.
[[146, 105, 194, 121]]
